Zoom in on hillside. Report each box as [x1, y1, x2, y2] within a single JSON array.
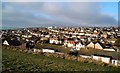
[[2, 48, 120, 72]]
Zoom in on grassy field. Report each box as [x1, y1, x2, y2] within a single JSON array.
[[2, 48, 120, 72]]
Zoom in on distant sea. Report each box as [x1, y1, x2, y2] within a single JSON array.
[[0, 27, 18, 30]]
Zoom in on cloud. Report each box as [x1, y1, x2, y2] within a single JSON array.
[[2, 2, 118, 27], [2, 0, 119, 2]]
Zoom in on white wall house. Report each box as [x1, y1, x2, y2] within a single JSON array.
[[67, 43, 74, 47], [33, 49, 41, 53], [111, 59, 120, 66], [64, 40, 75, 48], [49, 38, 61, 44], [92, 55, 110, 64], [76, 43, 85, 50], [22, 35, 32, 38], [3, 40, 9, 46], [42, 49, 55, 53], [80, 55, 92, 59], [103, 49, 115, 52], [101, 34, 107, 38], [49, 39, 55, 44]]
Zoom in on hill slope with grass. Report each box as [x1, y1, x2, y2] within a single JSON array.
[[2, 48, 120, 72]]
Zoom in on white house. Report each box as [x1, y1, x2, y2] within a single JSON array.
[[92, 55, 110, 64], [79, 33, 85, 36], [49, 38, 61, 44], [56, 52, 64, 55], [49, 38, 55, 44], [33, 48, 41, 53], [75, 42, 85, 50], [67, 41, 75, 48], [101, 34, 107, 38], [67, 43, 75, 47], [3, 40, 9, 46], [103, 49, 116, 52], [33, 49, 38, 53], [45, 35, 50, 38], [85, 33, 91, 37], [111, 59, 120, 66], [80, 55, 92, 59], [22, 35, 32, 38], [42, 49, 55, 53]]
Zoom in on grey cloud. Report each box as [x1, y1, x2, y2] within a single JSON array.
[[2, 2, 118, 28]]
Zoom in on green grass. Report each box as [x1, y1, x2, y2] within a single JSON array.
[[2, 48, 120, 72]]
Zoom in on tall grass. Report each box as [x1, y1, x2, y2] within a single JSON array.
[[2, 47, 120, 72]]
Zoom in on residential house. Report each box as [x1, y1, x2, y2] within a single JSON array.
[[49, 37, 62, 44], [22, 34, 32, 38], [33, 48, 41, 53], [111, 59, 120, 66], [92, 55, 111, 64], [86, 42, 103, 50], [3, 40, 9, 46], [80, 54, 92, 59], [3, 38, 21, 46], [101, 32, 107, 38], [75, 42, 85, 50], [103, 48, 116, 52], [67, 40, 75, 48], [42, 48, 55, 53]]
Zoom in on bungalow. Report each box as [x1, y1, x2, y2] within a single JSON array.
[[92, 55, 111, 64], [85, 33, 91, 37], [103, 48, 116, 52], [79, 32, 85, 36], [56, 52, 64, 55], [75, 42, 85, 50], [67, 40, 75, 48], [45, 35, 50, 38], [33, 48, 41, 53], [111, 59, 120, 66], [49, 38, 61, 44], [42, 48, 55, 53], [22, 35, 32, 38], [80, 54, 92, 59]]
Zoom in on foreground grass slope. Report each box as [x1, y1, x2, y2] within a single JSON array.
[[2, 48, 120, 72]]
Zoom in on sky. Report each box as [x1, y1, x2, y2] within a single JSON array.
[[2, 1, 119, 28]]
